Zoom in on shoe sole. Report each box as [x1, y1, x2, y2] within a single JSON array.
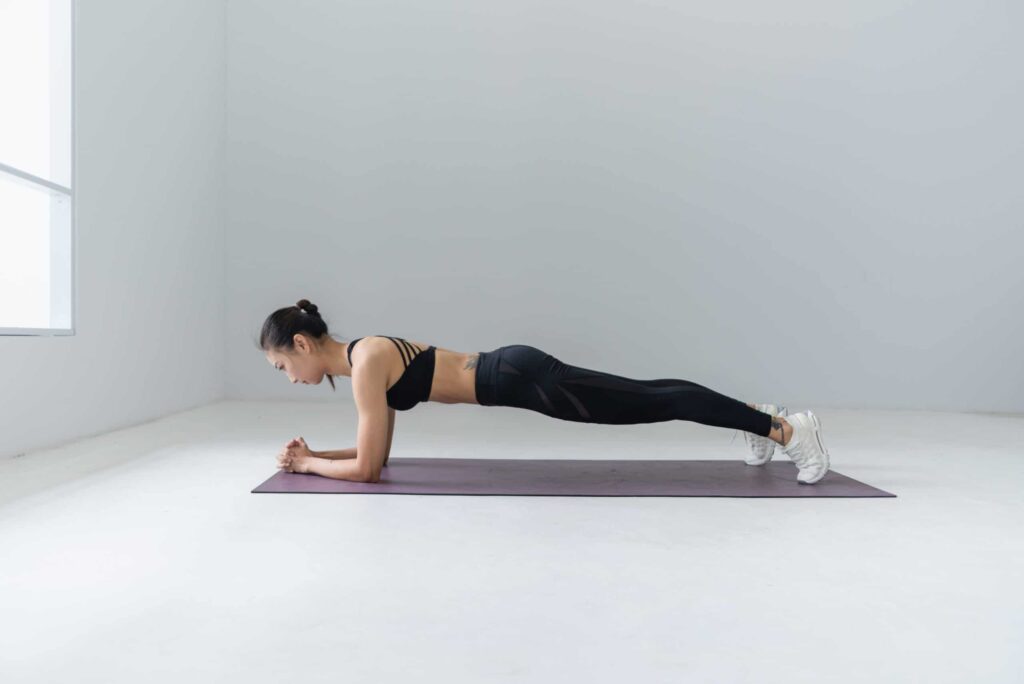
[[796, 410, 831, 484]]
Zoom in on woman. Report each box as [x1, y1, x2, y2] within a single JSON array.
[[261, 299, 831, 484]]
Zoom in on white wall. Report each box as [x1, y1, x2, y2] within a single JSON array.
[[4, 1, 1019, 461], [0, 0, 226, 459], [225, 0, 1024, 413]]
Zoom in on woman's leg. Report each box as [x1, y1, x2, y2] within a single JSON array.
[[491, 345, 782, 438], [745, 403, 794, 446]]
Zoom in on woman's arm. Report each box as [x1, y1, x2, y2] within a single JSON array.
[[384, 407, 395, 466], [302, 456, 372, 482], [308, 408, 394, 465], [313, 447, 357, 460]]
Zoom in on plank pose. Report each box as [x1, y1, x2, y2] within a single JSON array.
[[261, 299, 831, 484]]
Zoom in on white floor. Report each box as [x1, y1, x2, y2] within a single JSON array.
[[1, 400, 1021, 683]]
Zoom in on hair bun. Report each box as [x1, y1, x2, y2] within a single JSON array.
[[295, 299, 319, 316]]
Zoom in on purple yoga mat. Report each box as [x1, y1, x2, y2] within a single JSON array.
[[251, 457, 895, 497]]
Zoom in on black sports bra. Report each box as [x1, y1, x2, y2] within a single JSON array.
[[346, 336, 437, 411]]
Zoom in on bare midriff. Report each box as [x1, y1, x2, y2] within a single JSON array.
[[373, 338, 482, 405]]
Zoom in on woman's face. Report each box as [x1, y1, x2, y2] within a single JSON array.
[[266, 338, 323, 385]]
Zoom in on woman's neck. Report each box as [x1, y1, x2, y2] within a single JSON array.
[[321, 336, 353, 377]]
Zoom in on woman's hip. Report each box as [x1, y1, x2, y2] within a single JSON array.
[[474, 344, 562, 406]]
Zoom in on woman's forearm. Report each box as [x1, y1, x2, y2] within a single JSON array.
[[304, 456, 372, 482], [314, 447, 389, 466], [314, 447, 357, 460]]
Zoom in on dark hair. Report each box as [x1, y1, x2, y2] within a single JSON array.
[[257, 298, 341, 391]]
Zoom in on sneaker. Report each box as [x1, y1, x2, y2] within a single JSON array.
[[744, 403, 789, 466], [781, 411, 831, 484]]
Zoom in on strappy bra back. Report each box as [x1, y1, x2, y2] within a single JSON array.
[[346, 335, 437, 411]]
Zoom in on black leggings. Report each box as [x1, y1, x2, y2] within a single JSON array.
[[474, 344, 773, 436]]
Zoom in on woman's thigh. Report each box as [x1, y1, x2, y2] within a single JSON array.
[[492, 344, 693, 424]]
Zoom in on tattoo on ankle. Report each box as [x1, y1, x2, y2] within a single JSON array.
[[464, 354, 479, 370], [771, 419, 782, 438]]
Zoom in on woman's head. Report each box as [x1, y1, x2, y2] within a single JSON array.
[[258, 298, 340, 391]]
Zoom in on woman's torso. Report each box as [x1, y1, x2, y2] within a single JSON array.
[[349, 336, 482, 407]]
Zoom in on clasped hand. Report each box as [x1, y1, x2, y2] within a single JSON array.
[[277, 436, 314, 474]]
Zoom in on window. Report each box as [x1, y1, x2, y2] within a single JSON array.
[[0, 0, 74, 336]]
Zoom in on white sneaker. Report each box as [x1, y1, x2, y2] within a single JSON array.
[[781, 411, 831, 484], [744, 403, 789, 466]]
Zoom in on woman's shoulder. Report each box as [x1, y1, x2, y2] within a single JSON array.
[[349, 335, 389, 359], [349, 339, 391, 384]]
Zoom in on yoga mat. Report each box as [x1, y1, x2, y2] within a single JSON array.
[[251, 457, 895, 497]]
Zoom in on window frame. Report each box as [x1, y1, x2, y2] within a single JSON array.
[[0, 0, 76, 337]]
